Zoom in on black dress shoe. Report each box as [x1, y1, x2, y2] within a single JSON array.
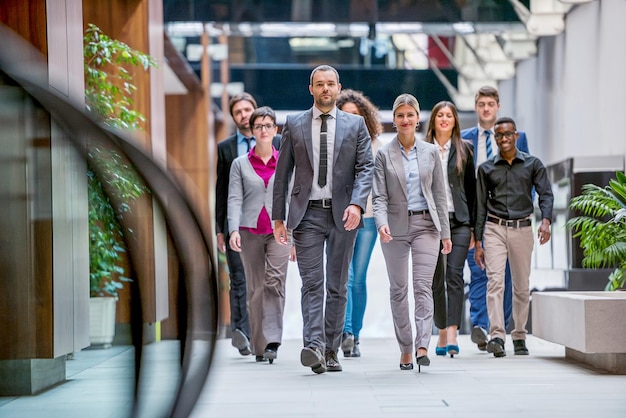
[[513, 339, 529, 355], [341, 333, 354, 357], [351, 338, 361, 357], [325, 350, 343, 372], [232, 329, 251, 356], [301, 347, 326, 374], [471, 326, 488, 351], [487, 337, 506, 357]]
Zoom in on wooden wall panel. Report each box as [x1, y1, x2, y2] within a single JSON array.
[[83, 0, 160, 323], [0, 87, 40, 359], [0, 0, 48, 55], [162, 90, 211, 339], [0, 0, 52, 360]]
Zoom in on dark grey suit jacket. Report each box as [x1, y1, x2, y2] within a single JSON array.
[[272, 107, 374, 230]]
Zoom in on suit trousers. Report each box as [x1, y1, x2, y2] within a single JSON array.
[[239, 230, 291, 356], [432, 219, 471, 329], [225, 234, 249, 337], [483, 221, 534, 342], [292, 206, 357, 353], [380, 213, 440, 354]]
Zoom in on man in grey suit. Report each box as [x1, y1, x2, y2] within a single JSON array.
[[272, 65, 374, 374]]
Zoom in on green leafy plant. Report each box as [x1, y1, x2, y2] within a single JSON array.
[[84, 24, 156, 297], [84, 23, 157, 130], [567, 171, 626, 291]]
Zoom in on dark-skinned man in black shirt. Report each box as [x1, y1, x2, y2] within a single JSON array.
[[474, 117, 553, 358]]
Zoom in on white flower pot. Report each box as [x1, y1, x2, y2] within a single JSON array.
[[89, 297, 117, 348]]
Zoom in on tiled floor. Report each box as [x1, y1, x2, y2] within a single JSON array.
[[2, 335, 624, 418]]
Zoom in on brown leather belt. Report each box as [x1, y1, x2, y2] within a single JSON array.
[[487, 216, 531, 228], [408, 209, 429, 216], [309, 199, 332, 209]]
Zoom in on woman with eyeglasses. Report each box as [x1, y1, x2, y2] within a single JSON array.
[[373, 93, 451, 372], [424, 101, 476, 358], [228, 106, 295, 364]]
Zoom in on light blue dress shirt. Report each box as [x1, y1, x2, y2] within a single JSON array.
[[400, 142, 429, 211], [237, 131, 256, 157]]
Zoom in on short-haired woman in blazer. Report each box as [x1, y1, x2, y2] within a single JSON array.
[[228, 106, 294, 364], [424, 101, 476, 358], [373, 94, 452, 371]]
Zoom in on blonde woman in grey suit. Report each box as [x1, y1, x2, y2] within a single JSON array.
[[228, 106, 293, 364], [373, 94, 452, 372]]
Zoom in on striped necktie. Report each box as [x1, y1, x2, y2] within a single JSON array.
[[485, 130, 493, 159], [318, 114, 329, 187]]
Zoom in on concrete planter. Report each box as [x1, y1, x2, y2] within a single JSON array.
[[89, 297, 117, 348]]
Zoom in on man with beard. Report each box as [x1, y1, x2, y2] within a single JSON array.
[[272, 65, 374, 374]]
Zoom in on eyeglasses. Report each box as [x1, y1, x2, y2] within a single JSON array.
[[494, 131, 517, 140], [252, 123, 276, 131]]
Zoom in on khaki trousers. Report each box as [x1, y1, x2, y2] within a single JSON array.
[[483, 220, 534, 342]]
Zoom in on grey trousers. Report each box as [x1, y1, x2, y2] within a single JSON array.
[[239, 230, 291, 356], [292, 206, 357, 353], [483, 220, 534, 341], [380, 213, 440, 354]]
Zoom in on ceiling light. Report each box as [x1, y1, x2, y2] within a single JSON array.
[[452, 22, 475, 35]]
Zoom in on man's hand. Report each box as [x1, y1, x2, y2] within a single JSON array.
[[378, 225, 393, 243], [342, 204, 362, 231], [538, 219, 551, 245], [441, 238, 452, 255], [289, 246, 297, 262], [474, 240, 485, 270], [217, 233, 226, 253], [229, 231, 242, 252], [273, 220, 289, 245]]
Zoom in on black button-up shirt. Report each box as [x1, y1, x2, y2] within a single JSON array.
[[474, 150, 553, 241]]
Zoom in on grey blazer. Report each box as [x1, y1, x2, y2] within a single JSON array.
[[372, 137, 450, 239], [272, 107, 374, 230], [228, 154, 276, 232]]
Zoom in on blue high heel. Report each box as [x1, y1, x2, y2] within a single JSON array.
[[446, 344, 459, 358], [435, 346, 447, 356]]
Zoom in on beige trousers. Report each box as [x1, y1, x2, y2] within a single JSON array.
[[483, 220, 534, 341]]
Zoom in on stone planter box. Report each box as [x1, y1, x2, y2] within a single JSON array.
[[532, 291, 626, 374]]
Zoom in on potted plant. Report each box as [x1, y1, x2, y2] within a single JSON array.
[[84, 23, 156, 346], [567, 171, 626, 291]]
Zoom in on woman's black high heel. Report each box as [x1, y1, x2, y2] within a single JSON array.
[[416, 354, 430, 373], [399, 362, 414, 371], [264, 342, 280, 364]]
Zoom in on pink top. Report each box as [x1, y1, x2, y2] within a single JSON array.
[[240, 146, 278, 235]]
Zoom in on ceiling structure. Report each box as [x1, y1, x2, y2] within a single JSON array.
[[162, 0, 595, 111]]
